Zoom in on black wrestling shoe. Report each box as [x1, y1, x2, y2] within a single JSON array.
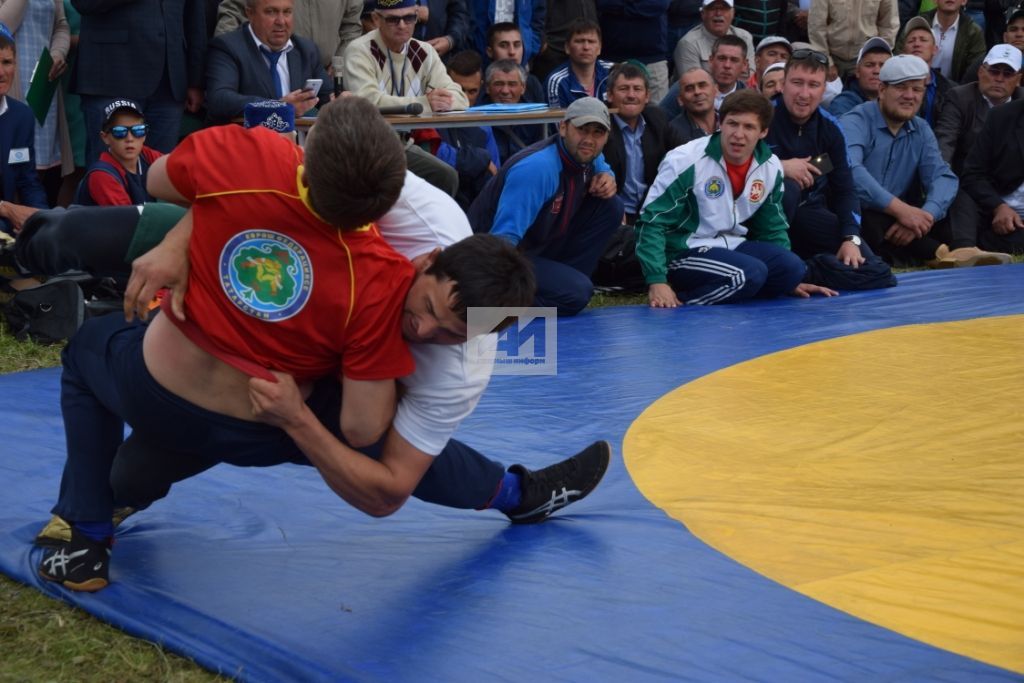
[[38, 528, 111, 592], [505, 440, 611, 524]]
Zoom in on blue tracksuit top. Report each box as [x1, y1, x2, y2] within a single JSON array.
[[467, 134, 613, 249]]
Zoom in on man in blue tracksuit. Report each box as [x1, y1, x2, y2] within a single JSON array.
[[468, 97, 622, 316]]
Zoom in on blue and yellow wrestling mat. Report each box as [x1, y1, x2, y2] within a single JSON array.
[[1, 266, 1022, 681]]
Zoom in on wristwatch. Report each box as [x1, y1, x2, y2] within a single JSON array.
[[843, 235, 862, 246]]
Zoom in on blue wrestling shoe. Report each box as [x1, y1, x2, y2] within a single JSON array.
[[38, 528, 111, 592], [506, 440, 611, 524]]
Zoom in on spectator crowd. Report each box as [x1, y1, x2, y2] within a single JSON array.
[[1, 0, 1022, 315]]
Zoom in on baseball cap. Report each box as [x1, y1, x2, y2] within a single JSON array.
[[857, 36, 892, 63], [763, 61, 787, 76], [902, 16, 932, 38], [879, 54, 930, 84], [0, 21, 13, 43], [1005, 4, 1024, 24], [375, 0, 417, 8], [102, 99, 144, 128], [244, 100, 296, 133], [756, 36, 791, 54], [563, 97, 610, 130], [982, 43, 1023, 71], [701, 0, 734, 8]]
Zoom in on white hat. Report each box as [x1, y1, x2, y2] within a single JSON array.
[[982, 44, 1023, 71], [857, 36, 892, 64], [763, 61, 787, 75], [701, 0, 734, 8], [879, 54, 930, 84]]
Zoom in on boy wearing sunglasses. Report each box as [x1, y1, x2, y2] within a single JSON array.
[[77, 100, 162, 207]]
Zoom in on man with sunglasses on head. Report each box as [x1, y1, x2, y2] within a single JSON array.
[[764, 48, 889, 280], [344, 0, 468, 113], [75, 100, 162, 207]]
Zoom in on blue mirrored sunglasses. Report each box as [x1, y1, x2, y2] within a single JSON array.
[[107, 124, 149, 139]]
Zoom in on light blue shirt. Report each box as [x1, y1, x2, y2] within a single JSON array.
[[840, 100, 958, 220], [614, 114, 647, 214]]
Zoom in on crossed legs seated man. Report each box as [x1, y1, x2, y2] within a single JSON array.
[[32, 98, 610, 592]]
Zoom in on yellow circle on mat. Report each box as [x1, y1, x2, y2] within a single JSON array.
[[623, 315, 1024, 674]]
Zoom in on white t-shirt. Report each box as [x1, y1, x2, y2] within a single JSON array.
[[375, 171, 496, 456]]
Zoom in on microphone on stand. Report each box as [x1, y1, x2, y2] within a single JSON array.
[[378, 103, 425, 116]]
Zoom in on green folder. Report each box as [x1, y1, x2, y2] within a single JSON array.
[[25, 47, 58, 125]]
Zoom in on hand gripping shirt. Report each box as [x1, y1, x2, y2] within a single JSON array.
[[165, 125, 415, 383]]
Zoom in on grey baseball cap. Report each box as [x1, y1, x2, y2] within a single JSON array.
[[563, 97, 611, 129], [857, 36, 892, 63], [879, 54, 930, 84], [756, 35, 791, 54], [902, 15, 933, 39]]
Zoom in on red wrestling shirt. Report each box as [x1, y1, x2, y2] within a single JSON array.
[[165, 125, 415, 382]]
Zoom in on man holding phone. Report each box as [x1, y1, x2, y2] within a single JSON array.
[[205, 0, 331, 123], [765, 49, 872, 267]]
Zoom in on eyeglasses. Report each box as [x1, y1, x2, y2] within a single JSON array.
[[791, 49, 829, 66], [984, 64, 1018, 78], [107, 124, 148, 139], [379, 12, 417, 25]]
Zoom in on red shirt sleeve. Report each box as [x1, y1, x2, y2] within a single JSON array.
[[164, 132, 202, 202], [86, 169, 132, 206]]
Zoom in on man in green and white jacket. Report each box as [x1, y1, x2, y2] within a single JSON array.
[[636, 89, 837, 308]]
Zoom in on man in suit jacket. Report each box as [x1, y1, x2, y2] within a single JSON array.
[[206, 0, 330, 124], [215, 0, 364, 74], [71, 0, 206, 163], [936, 44, 1021, 263], [0, 27, 48, 235], [961, 92, 1024, 254], [602, 62, 684, 224]]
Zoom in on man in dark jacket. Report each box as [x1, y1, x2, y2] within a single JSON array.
[[960, 77, 1024, 253], [0, 26, 48, 235], [602, 62, 684, 224], [204, 0, 330, 123], [72, 0, 206, 162], [934, 44, 1021, 264], [765, 50, 872, 266], [917, 0, 987, 83], [596, 0, 671, 101]]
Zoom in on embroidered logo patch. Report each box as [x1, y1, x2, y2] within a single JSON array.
[[550, 192, 564, 214], [749, 179, 766, 203], [220, 231, 313, 321], [704, 177, 725, 199]]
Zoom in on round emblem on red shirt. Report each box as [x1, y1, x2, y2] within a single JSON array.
[[220, 231, 313, 321], [749, 179, 766, 203]]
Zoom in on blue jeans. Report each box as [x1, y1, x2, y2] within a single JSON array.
[[666, 240, 806, 304], [54, 313, 505, 523]]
